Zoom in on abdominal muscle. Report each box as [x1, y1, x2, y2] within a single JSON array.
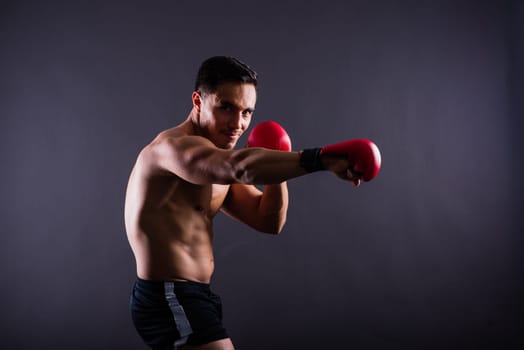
[[125, 166, 229, 284], [131, 227, 216, 283]]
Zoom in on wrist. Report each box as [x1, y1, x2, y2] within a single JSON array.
[[299, 148, 324, 172]]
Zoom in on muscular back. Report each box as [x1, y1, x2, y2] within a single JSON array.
[[125, 123, 230, 283]]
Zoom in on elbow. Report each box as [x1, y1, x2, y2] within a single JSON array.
[[270, 225, 285, 236], [259, 217, 287, 235], [273, 218, 286, 235], [259, 227, 282, 235], [232, 166, 255, 184], [229, 151, 259, 184]]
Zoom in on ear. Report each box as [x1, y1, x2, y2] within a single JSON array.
[[192, 91, 202, 112]]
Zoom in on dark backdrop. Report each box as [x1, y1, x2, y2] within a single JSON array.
[[1, 1, 522, 349]]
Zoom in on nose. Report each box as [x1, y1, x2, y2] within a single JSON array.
[[228, 112, 245, 130]]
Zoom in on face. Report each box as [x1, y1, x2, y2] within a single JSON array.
[[194, 82, 257, 149]]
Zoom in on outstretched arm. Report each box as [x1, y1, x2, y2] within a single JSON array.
[[140, 134, 308, 185]]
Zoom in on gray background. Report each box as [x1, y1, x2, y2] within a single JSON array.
[[1, 0, 522, 349]]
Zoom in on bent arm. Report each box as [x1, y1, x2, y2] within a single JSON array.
[[142, 135, 308, 185], [221, 182, 288, 234]]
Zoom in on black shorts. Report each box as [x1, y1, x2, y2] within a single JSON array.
[[130, 278, 229, 349]]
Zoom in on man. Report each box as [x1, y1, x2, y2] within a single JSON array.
[[126, 56, 379, 350]]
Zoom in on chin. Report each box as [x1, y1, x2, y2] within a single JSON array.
[[214, 140, 236, 150], [223, 138, 239, 149]]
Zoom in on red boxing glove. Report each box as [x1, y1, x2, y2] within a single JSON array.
[[321, 139, 381, 181], [300, 139, 381, 182], [247, 120, 292, 151]]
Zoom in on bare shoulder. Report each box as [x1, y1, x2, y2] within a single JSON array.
[[149, 122, 215, 152], [156, 123, 191, 140], [133, 124, 188, 176], [136, 121, 221, 181]]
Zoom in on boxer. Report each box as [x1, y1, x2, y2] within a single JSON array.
[[125, 56, 381, 350]]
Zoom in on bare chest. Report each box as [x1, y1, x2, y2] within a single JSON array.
[[163, 181, 230, 218], [194, 184, 230, 216]]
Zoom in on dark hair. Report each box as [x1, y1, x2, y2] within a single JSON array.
[[194, 56, 258, 95]]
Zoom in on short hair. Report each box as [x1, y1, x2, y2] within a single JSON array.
[[194, 56, 258, 95]]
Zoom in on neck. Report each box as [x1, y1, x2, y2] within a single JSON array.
[[187, 108, 202, 136]]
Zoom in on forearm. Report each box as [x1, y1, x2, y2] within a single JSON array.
[[231, 148, 307, 185], [257, 182, 289, 233]]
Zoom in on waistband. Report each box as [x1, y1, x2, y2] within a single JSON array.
[[135, 277, 211, 291]]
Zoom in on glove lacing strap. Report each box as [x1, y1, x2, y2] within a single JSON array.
[[299, 148, 324, 172]]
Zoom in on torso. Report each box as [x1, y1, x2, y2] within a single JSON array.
[[124, 124, 229, 283]]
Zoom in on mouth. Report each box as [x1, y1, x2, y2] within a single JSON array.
[[223, 131, 242, 140]]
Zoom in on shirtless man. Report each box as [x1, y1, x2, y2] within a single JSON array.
[[125, 56, 380, 350]]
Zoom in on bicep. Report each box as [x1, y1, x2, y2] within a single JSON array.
[[221, 184, 263, 225]]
